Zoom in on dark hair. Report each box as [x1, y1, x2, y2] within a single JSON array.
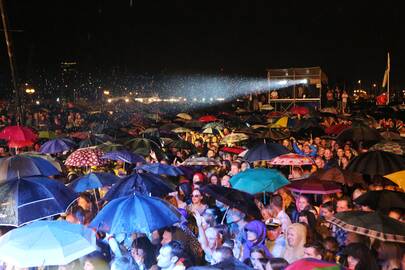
[[268, 257, 289, 270], [132, 236, 157, 269], [110, 257, 137, 270], [304, 241, 325, 259], [320, 201, 335, 213], [323, 237, 339, 262], [250, 246, 269, 259], [343, 243, 379, 270], [270, 194, 283, 209], [166, 240, 186, 260], [83, 251, 109, 270], [299, 210, 317, 229], [337, 196, 353, 209]]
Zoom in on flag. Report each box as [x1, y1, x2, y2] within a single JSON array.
[[382, 52, 390, 88]]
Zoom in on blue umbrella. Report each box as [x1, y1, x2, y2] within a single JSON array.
[[136, 163, 184, 176], [0, 155, 60, 182], [101, 150, 146, 164], [0, 176, 77, 226], [103, 172, 174, 200], [230, 168, 290, 194], [90, 193, 183, 235], [40, 138, 76, 154], [69, 172, 120, 192], [244, 142, 290, 162]]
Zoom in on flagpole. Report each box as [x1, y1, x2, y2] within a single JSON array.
[[387, 52, 390, 105]]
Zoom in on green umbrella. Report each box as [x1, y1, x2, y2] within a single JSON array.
[[96, 142, 125, 152], [230, 168, 290, 194]]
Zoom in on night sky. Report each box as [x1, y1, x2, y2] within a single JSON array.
[[1, 1, 403, 90]]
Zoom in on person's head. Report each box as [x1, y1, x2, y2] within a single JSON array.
[[265, 258, 289, 270], [230, 161, 241, 175], [65, 205, 87, 225], [344, 149, 353, 159], [320, 201, 335, 220], [323, 237, 339, 262], [250, 247, 268, 269], [191, 189, 204, 204], [270, 194, 283, 213], [315, 156, 325, 169], [297, 195, 311, 212], [241, 162, 249, 172], [202, 208, 218, 227], [221, 175, 231, 188], [205, 227, 222, 250], [211, 246, 234, 265], [324, 148, 333, 160], [265, 219, 282, 241], [207, 149, 216, 158], [336, 148, 344, 158], [344, 232, 370, 247], [131, 236, 156, 269], [209, 174, 219, 185], [157, 241, 185, 270], [298, 210, 317, 228], [286, 223, 307, 248], [282, 139, 291, 148], [83, 252, 109, 270], [303, 242, 324, 260], [192, 173, 205, 185], [245, 220, 267, 244], [77, 192, 95, 212], [110, 257, 137, 270], [336, 197, 352, 212], [376, 241, 403, 264], [343, 243, 379, 270]]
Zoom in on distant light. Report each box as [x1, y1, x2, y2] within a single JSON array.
[[209, 98, 213, 101], [193, 98, 197, 101], [278, 80, 288, 85], [125, 98, 129, 103], [358, 80, 361, 84], [56, 97, 60, 102], [107, 99, 112, 103], [35, 100, 40, 105], [103, 90, 110, 95], [202, 98, 206, 102], [183, 98, 187, 101], [300, 79, 308, 84], [216, 97, 225, 101]]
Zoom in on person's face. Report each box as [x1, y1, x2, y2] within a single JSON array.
[[78, 197, 91, 211], [336, 200, 350, 212], [324, 149, 332, 160], [210, 176, 218, 185], [303, 247, 321, 260], [207, 150, 215, 158], [161, 230, 172, 245], [226, 208, 243, 224], [250, 251, 264, 269], [241, 163, 248, 171], [298, 216, 309, 225], [320, 207, 334, 220], [315, 158, 324, 169], [193, 175, 201, 184], [231, 165, 239, 175], [347, 255, 359, 270], [303, 145, 311, 154], [286, 228, 298, 247], [131, 247, 145, 263], [337, 149, 344, 158], [297, 196, 309, 212], [314, 137, 321, 145], [83, 261, 95, 270], [317, 147, 325, 157], [344, 150, 352, 158], [157, 246, 175, 269], [221, 176, 231, 187], [261, 208, 272, 221], [246, 229, 258, 242], [266, 227, 281, 241], [191, 190, 203, 204]]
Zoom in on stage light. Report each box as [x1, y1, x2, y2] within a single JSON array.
[[277, 80, 288, 85]]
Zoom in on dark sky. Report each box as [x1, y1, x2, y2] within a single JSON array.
[[1, 0, 404, 89]]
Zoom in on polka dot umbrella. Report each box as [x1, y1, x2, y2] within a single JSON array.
[[65, 147, 107, 167]]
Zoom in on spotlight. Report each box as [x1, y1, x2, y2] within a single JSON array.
[[277, 80, 288, 85]]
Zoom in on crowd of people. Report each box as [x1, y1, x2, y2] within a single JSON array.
[[0, 98, 404, 270]]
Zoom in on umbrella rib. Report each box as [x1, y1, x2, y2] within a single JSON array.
[[17, 197, 54, 209]]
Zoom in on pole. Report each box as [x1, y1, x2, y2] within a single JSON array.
[[0, 0, 21, 125], [387, 64, 390, 105]]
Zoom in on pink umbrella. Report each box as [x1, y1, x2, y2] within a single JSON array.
[[287, 178, 342, 195], [65, 147, 107, 167], [0, 126, 38, 148], [269, 153, 314, 166]]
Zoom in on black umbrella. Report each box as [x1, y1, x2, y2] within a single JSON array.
[[346, 150, 405, 177], [258, 129, 290, 141], [336, 125, 383, 147], [244, 142, 290, 162], [354, 190, 405, 211], [199, 184, 261, 220], [169, 140, 197, 151]]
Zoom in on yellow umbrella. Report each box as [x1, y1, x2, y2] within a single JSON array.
[[270, 116, 288, 128], [385, 170, 405, 190], [176, 113, 192, 120]]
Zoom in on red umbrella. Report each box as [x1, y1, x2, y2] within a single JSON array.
[[65, 147, 107, 167], [0, 126, 38, 148], [221, 146, 246, 154], [287, 178, 342, 195], [325, 124, 351, 136], [198, 115, 218, 123], [286, 258, 343, 270], [290, 106, 309, 115]]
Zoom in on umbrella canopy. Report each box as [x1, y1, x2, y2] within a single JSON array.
[[79, 134, 113, 148], [0, 220, 97, 268], [125, 138, 167, 160], [69, 172, 119, 192], [96, 141, 125, 152], [380, 131, 402, 141], [199, 185, 261, 219], [258, 129, 290, 141], [0, 155, 60, 182], [269, 153, 314, 166], [136, 163, 184, 176], [90, 193, 183, 235], [324, 124, 351, 136], [309, 167, 365, 186], [172, 127, 193, 133], [287, 178, 342, 195], [244, 142, 290, 162], [270, 116, 289, 128], [65, 147, 107, 167], [220, 133, 249, 145], [384, 170, 405, 190], [354, 190, 405, 211], [0, 125, 38, 147], [336, 125, 383, 146], [221, 146, 246, 155], [169, 140, 196, 151], [0, 176, 77, 226], [203, 122, 224, 130], [103, 172, 174, 200], [230, 168, 290, 194], [176, 113, 192, 120], [20, 152, 63, 172], [346, 150, 405, 177], [182, 157, 222, 166], [40, 138, 77, 154], [290, 106, 309, 115], [327, 211, 405, 243], [285, 258, 343, 270], [369, 141, 405, 156], [101, 150, 146, 164], [198, 115, 218, 123]]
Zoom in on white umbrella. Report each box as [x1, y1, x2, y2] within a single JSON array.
[[0, 220, 97, 268]]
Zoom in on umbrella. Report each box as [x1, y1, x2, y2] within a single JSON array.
[[0, 125, 38, 147], [38, 131, 57, 140], [199, 185, 261, 219], [202, 127, 220, 135], [182, 157, 222, 166], [260, 104, 274, 111], [290, 106, 309, 115], [79, 133, 114, 148], [221, 146, 246, 155], [65, 147, 107, 167], [203, 122, 224, 130], [169, 140, 196, 151], [172, 127, 193, 133], [380, 131, 402, 141], [103, 172, 174, 200], [40, 138, 77, 154], [176, 113, 192, 120], [244, 142, 290, 162], [20, 152, 63, 172], [269, 153, 314, 166], [325, 124, 351, 136], [184, 120, 204, 129], [287, 178, 341, 194], [125, 138, 166, 160], [0, 220, 97, 268], [96, 141, 125, 152], [258, 129, 290, 141], [220, 133, 249, 145], [354, 190, 405, 211], [327, 211, 405, 243], [270, 116, 289, 128], [336, 126, 383, 146], [0, 176, 77, 226], [384, 170, 405, 190], [230, 168, 290, 194], [0, 155, 60, 182], [309, 167, 365, 186], [160, 123, 180, 131], [101, 150, 146, 164], [285, 258, 343, 270], [346, 150, 405, 177], [369, 141, 405, 156], [90, 193, 183, 235], [198, 115, 218, 122], [136, 163, 184, 176], [69, 172, 119, 192]]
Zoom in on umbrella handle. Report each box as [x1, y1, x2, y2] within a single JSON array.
[[221, 206, 230, 225]]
